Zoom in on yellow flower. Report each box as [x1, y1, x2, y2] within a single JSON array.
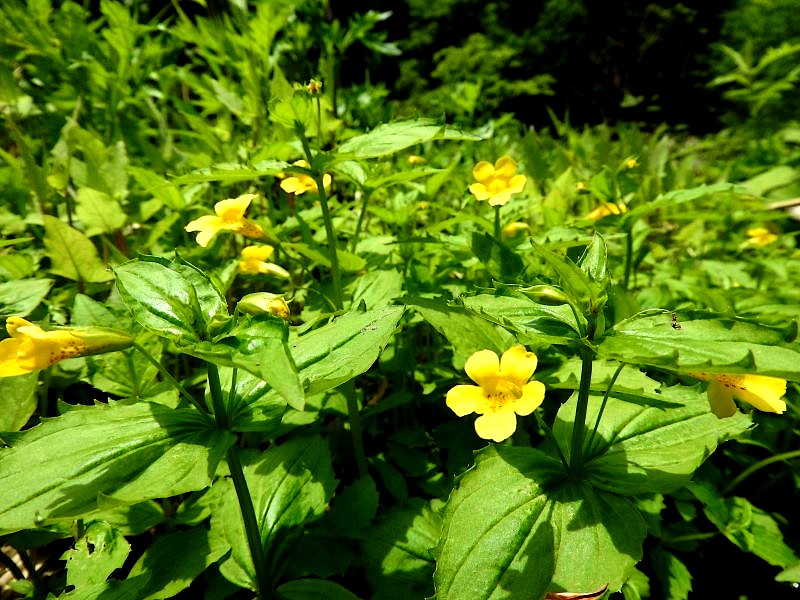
[[238, 246, 290, 278], [0, 317, 133, 378], [306, 79, 323, 95], [624, 158, 638, 169], [744, 227, 778, 247], [575, 181, 588, 193], [585, 202, 628, 221], [501, 221, 530, 239], [446, 345, 546, 442], [185, 193, 265, 248], [407, 154, 426, 165], [238, 293, 291, 319], [468, 156, 527, 207], [279, 160, 332, 195], [689, 372, 787, 418]]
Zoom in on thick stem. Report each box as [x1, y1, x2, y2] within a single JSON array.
[[494, 205, 501, 240], [569, 317, 596, 474], [344, 381, 368, 478], [227, 444, 271, 598], [207, 363, 229, 430]]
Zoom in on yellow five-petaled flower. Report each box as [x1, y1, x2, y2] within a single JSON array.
[[743, 227, 778, 247], [279, 160, 332, 195], [446, 345, 546, 442], [689, 372, 787, 418], [238, 245, 290, 278], [468, 156, 527, 207], [185, 193, 266, 248], [0, 317, 133, 378]]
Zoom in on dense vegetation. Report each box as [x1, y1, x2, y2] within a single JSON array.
[[1, 1, 800, 599]]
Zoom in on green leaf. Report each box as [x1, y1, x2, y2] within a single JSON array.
[[0, 278, 53, 317], [171, 159, 290, 185], [471, 232, 525, 283], [275, 579, 359, 600], [336, 118, 480, 159], [62, 521, 130, 588], [360, 499, 440, 600], [598, 314, 800, 379], [0, 401, 234, 534], [215, 435, 336, 589], [434, 446, 646, 599], [114, 255, 230, 345], [42, 215, 113, 283], [329, 476, 379, 535], [75, 187, 126, 236], [552, 387, 751, 496], [529, 242, 603, 312], [626, 182, 735, 221], [651, 547, 692, 600], [127, 526, 230, 600], [352, 269, 404, 309], [579, 233, 609, 287], [406, 297, 515, 368], [0, 373, 37, 432]]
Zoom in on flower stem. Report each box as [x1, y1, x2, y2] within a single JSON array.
[[535, 411, 569, 471], [569, 317, 597, 474], [226, 444, 271, 598], [722, 448, 800, 495], [206, 363, 229, 429], [623, 224, 634, 289], [344, 381, 368, 478], [494, 205, 501, 240], [350, 188, 371, 254]]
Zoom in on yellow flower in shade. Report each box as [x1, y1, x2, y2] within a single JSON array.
[[0, 317, 133, 378], [446, 345, 546, 442], [279, 160, 332, 195], [501, 221, 530, 239], [689, 372, 787, 418], [468, 156, 527, 207], [238, 292, 291, 319], [585, 202, 628, 221], [238, 246, 290, 278], [185, 193, 265, 247], [744, 227, 778, 247]]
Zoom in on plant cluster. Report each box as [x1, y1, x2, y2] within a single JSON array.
[[1, 2, 800, 600]]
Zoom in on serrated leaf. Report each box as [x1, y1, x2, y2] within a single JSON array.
[[42, 215, 113, 283], [434, 446, 646, 599], [651, 547, 692, 600], [62, 521, 130, 588], [598, 314, 800, 379], [75, 187, 126, 236], [0, 402, 234, 534], [552, 387, 751, 496], [215, 436, 336, 590]]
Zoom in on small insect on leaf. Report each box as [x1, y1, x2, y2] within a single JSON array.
[[544, 583, 609, 600], [671, 312, 682, 330]]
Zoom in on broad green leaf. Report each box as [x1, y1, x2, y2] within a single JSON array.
[[0, 373, 37, 432], [275, 579, 359, 600], [0, 278, 53, 317], [328, 476, 379, 534], [62, 521, 130, 588], [351, 269, 404, 309], [471, 232, 525, 283], [215, 436, 336, 589], [189, 316, 302, 410], [75, 187, 126, 236], [127, 526, 230, 600], [552, 387, 751, 496], [406, 298, 515, 369], [599, 314, 800, 379], [740, 165, 799, 197], [460, 291, 580, 348], [171, 159, 289, 185], [579, 233, 608, 286], [0, 401, 234, 534], [626, 182, 735, 221], [213, 366, 288, 432], [336, 118, 480, 159], [359, 499, 440, 600], [651, 547, 692, 600], [128, 166, 185, 211], [529, 242, 603, 312], [776, 562, 800, 583], [58, 576, 149, 599], [42, 215, 113, 283], [434, 446, 646, 599]]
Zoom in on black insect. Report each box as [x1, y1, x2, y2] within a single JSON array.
[[671, 313, 682, 330]]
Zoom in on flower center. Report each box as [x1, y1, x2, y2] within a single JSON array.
[[485, 380, 523, 411]]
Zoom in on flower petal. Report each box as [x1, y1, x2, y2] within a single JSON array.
[[513, 381, 545, 416], [472, 161, 495, 183], [464, 349, 501, 388], [494, 156, 517, 179], [500, 345, 537, 384], [281, 177, 304, 194], [729, 374, 787, 414], [474, 409, 517, 442], [488, 190, 512, 206], [507, 174, 527, 194], [707, 380, 737, 418], [468, 183, 490, 200], [446, 384, 485, 416], [259, 262, 290, 278], [242, 246, 275, 261], [0, 338, 28, 377]]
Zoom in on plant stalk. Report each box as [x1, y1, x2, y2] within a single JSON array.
[[569, 316, 597, 474]]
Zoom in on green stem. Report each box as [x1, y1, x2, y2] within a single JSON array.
[[350, 188, 371, 253], [722, 448, 800, 495], [535, 411, 569, 471], [585, 362, 625, 458], [662, 532, 718, 545], [569, 317, 596, 474], [207, 363, 229, 430], [133, 343, 208, 418], [344, 381, 368, 478], [623, 224, 633, 289], [227, 444, 271, 598], [494, 205, 501, 240]]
